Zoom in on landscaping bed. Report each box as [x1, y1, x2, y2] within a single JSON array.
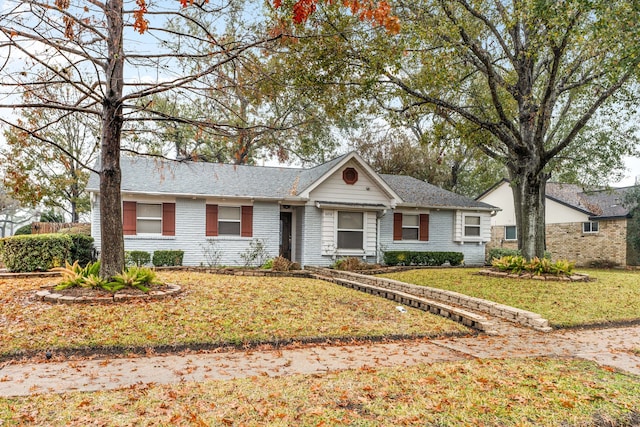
[[380, 268, 640, 328]]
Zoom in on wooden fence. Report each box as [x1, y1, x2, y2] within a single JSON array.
[[31, 222, 91, 234]]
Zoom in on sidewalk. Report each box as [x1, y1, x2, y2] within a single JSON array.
[[2, 323, 639, 398]]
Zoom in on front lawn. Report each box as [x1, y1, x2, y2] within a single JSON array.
[[1, 358, 638, 426], [0, 272, 469, 358], [380, 268, 640, 328]]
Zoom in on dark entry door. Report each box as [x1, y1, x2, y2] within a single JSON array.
[[280, 212, 292, 260]]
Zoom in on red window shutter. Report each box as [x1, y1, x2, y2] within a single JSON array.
[[241, 205, 253, 237], [123, 201, 137, 235], [393, 213, 403, 241], [206, 204, 218, 236], [162, 203, 176, 236], [419, 214, 429, 241]]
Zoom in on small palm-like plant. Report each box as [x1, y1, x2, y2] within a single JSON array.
[[110, 267, 159, 292], [54, 261, 102, 290]]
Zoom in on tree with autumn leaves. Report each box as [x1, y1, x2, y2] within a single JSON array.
[[0, 0, 284, 277], [274, 0, 640, 260], [1, 0, 639, 275]]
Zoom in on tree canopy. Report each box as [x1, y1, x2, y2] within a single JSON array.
[[0, 0, 280, 276], [274, 0, 640, 259]]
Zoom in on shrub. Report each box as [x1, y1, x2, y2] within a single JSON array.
[[487, 248, 521, 263], [67, 234, 95, 266], [492, 255, 527, 273], [0, 234, 72, 272], [270, 256, 296, 271], [13, 224, 32, 235], [152, 250, 184, 267], [487, 248, 552, 263], [126, 250, 151, 267], [239, 239, 269, 267], [200, 240, 222, 267], [491, 255, 575, 276], [110, 266, 159, 292], [383, 251, 464, 267], [333, 257, 370, 271], [54, 260, 105, 291], [52, 261, 160, 294]]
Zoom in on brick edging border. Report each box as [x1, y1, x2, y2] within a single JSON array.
[[306, 267, 552, 332], [477, 269, 591, 282], [34, 284, 182, 304]]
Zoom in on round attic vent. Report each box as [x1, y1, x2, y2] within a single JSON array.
[[342, 167, 358, 185]]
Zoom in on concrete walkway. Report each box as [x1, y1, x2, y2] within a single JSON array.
[[2, 322, 640, 398]]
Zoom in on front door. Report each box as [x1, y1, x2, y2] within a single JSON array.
[[280, 212, 292, 260]]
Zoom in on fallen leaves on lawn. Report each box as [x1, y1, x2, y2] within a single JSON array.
[[0, 272, 469, 358], [1, 358, 639, 426]]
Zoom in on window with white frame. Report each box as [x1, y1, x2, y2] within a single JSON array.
[[402, 214, 420, 240], [504, 225, 517, 241], [337, 211, 363, 249], [136, 203, 162, 234], [464, 215, 481, 237], [583, 221, 599, 233], [218, 206, 241, 235]]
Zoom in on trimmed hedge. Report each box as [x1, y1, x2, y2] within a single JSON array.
[[0, 234, 72, 272], [13, 224, 32, 235], [68, 234, 95, 266], [383, 251, 464, 267], [152, 250, 184, 267], [126, 250, 151, 267]]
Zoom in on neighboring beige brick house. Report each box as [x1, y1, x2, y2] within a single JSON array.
[[477, 180, 640, 267]]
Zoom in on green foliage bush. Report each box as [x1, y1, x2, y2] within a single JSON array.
[[13, 224, 32, 235], [491, 255, 575, 276], [54, 260, 106, 291], [126, 250, 151, 267], [152, 250, 184, 267], [0, 234, 72, 272], [487, 248, 521, 262], [53, 261, 160, 294], [383, 251, 464, 267], [487, 248, 552, 263], [68, 234, 95, 266], [110, 266, 160, 292]]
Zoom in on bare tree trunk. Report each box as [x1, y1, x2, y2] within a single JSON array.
[[99, 0, 125, 278], [510, 167, 548, 260]]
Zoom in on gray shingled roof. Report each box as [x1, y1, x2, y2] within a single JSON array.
[[478, 180, 636, 219], [87, 154, 496, 210], [545, 182, 635, 219], [86, 155, 351, 199], [580, 188, 635, 219], [381, 174, 496, 210]]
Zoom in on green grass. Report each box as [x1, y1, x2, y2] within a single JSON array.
[[0, 272, 468, 357], [379, 268, 640, 328], [1, 358, 638, 426]]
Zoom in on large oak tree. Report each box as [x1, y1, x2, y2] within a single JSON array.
[[276, 0, 640, 260], [0, 0, 276, 276]]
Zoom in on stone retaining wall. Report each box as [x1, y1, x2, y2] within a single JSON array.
[[307, 267, 551, 332], [310, 272, 495, 333]]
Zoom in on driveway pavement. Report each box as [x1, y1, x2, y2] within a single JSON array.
[[2, 322, 639, 398]]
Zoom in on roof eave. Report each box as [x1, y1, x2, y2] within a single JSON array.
[[117, 190, 308, 203], [589, 214, 632, 221], [396, 203, 498, 212]]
